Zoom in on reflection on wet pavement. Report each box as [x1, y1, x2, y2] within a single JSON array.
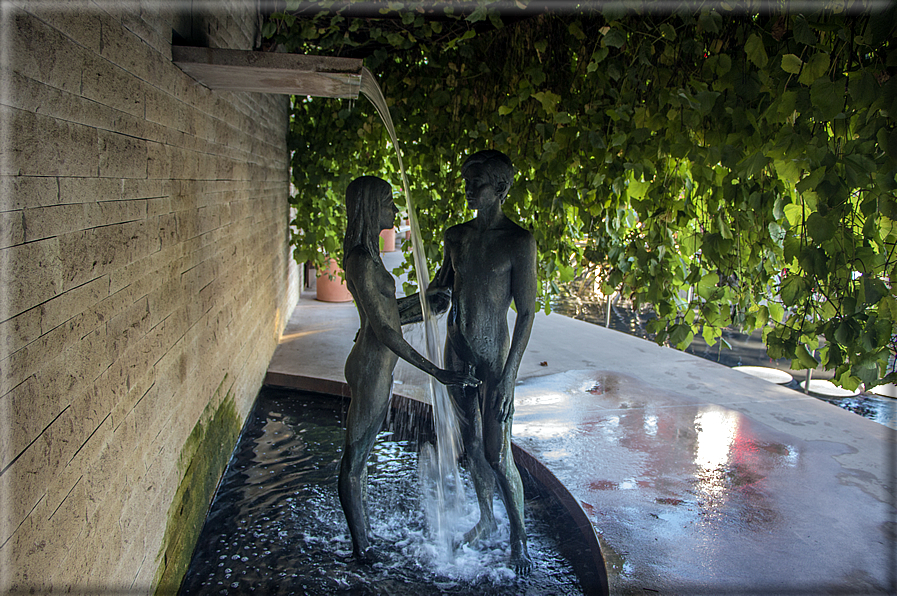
[[512, 370, 895, 594], [552, 296, 897, 430]]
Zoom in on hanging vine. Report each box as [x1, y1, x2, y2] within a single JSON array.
[[267, 0, 897, 390]]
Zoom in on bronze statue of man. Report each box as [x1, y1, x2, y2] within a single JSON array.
[[339, 176, 478, 562], [430, 150, 538, 572]]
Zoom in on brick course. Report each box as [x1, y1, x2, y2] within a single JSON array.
[[1, 1, 297, 591]]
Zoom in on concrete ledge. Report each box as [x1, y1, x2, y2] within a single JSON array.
[[263, 371, 351, 399], [172, 46, 363, 97]]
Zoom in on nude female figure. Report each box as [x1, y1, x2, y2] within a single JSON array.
[[338, 175, 478, 561]]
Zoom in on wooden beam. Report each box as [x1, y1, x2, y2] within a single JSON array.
[[172, 46, 363, 98]]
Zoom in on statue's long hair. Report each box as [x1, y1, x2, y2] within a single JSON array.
[[343, 176, 391, 270]]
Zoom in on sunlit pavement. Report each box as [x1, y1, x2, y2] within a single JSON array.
[[267, 250, 897, 595]]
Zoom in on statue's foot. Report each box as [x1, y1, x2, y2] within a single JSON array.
[[511, 542, 533, 575], [352, 546, 381, 565], [457, 519, 498, 548]]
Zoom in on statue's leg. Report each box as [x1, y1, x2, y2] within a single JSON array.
[[338, 372, 392, 560], [458, 382, 498, 544], [483, 413, 532, 573], [446, 347, 497, 544]]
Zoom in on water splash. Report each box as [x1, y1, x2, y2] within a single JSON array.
[[360, 67, 464, 555]]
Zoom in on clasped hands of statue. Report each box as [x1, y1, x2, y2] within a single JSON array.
[[401, 286, 516, 419]]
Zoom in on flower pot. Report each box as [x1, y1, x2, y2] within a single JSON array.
[[380, 228, 396, 252], [316, 258, 353, 303]]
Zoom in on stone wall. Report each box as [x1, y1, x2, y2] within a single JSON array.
[[0, 1, 296, 591]]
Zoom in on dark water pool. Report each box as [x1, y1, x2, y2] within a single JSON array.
[[179, 387, 596, 595]]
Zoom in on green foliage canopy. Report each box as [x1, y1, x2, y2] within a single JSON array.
[[268, 1, 897, 390]]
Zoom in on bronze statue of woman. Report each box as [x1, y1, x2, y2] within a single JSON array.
[[338, 175, 478, 561]]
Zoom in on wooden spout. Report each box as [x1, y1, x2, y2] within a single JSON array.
[[172, 46, 363, 98]]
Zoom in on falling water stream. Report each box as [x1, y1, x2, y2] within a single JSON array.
[[359, 68, 464, 559]]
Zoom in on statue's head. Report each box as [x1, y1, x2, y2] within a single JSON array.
[[344, 176, 392, 259], [461, 150, 514, 203]]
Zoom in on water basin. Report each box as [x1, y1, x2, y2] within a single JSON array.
[[179, 387, 600, 595]]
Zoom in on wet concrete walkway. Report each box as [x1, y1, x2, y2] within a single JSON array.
[[265, 251, 896, 595]]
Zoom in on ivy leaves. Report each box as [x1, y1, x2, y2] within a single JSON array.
[[267, 2, 897, 389]]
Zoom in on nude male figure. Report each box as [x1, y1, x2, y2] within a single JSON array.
[[430, 150, 537, 571]]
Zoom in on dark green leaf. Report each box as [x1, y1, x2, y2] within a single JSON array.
[[848, 71, 878, 109], [806, 212, 836, 242], [863, 276, 888, 305], [780, 275, 809, 307], [793, 16, 817, 46], [699, 10, 721, 34], [810, 78, 846, 121], [781, 53, 803, 74], [794, 344, 820, 369], [798, 53, 830, 86], [853, 361, 880, 388], [742, 151, 768, 178], [796, 168, 825, 193], [866, 6, 896, 46], [799, 246, 828, 279], [659, 23, 676, 40], [467, 5, 488, 22], [745, 33, 768, 68], [604, 29, 626, 48]]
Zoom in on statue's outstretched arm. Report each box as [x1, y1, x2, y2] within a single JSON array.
[[347, 250, 476, 387], [397, 252, 454, 325]]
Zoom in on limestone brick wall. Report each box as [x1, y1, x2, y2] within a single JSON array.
[[0, 1, 296, 591]]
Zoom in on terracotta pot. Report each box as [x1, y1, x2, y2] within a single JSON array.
[[315, 258, 353, 302], [380, 228, 396, 252]]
